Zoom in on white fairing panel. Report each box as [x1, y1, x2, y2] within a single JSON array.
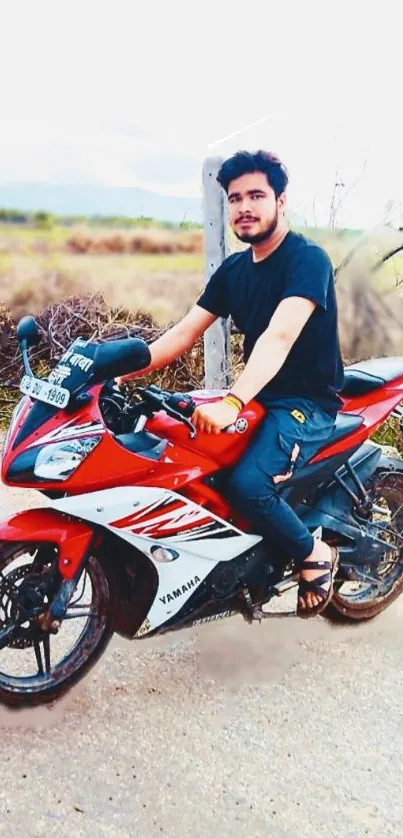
[[51, 487, 261, 635]]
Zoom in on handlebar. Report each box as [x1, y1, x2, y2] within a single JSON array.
[[136, 385, 198, 438], [115, 382, 238, 439]]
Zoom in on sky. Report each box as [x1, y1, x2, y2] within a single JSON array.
[[1, 0, 402, 227]]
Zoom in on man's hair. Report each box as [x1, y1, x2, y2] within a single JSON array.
[[217, 150, 289, 198]]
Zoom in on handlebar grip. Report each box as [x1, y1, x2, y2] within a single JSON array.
[[165, 392, 196, 417]]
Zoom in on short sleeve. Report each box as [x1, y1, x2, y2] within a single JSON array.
[[281, 245, 333, 311], [196, 262, 230, 319]]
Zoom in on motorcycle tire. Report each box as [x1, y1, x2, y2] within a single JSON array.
[[0, 547, 115, 709], [324, 468, 403, 623]]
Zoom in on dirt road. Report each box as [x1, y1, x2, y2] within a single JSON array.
[[1, 478, 403, 838]]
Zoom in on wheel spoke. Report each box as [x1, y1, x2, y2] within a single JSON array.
[[390, 502, 403, 525], [33, 635, 51, 676], [65, 608, 97, 619], [43, 634, 51, 674]]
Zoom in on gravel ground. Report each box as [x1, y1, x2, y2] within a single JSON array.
[[1, 478, 403, 838]]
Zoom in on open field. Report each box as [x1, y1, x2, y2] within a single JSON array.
[[0, 222, 403, 322], [1, 221, 402, 352]]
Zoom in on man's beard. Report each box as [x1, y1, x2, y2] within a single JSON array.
[[234, 210, 278, 244]]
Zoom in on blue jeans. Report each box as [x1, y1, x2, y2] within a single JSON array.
[[226, 397, 336, 564]]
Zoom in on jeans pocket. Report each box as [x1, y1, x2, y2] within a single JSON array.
[[279, 423, 335, 476], [273, 432, 302, 484]]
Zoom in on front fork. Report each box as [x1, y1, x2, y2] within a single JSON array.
[[38, 539, 97, 632], [0, 507, 98, 632]]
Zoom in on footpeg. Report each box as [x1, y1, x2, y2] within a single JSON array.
[[251, 606, 298, 621], [239, 585, 298, 623]]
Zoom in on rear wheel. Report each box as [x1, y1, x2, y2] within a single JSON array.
[[324, 469, 403, 623], [0, 545, 114, 708]]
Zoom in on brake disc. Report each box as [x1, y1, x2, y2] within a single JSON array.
[[0, 565, 49, 649]]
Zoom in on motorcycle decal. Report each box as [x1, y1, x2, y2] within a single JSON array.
[[48, 364, 72, 385], [51, 486, 262, 631], [135, 618, 151, 637], [26, 420, 105, 448], [235, 418, 248, 433], [192, 609, 238, 626], [51, 487, 261, 561], [110, 496, 192, 530], [60, 348, 94, 372], [159, 575, 201, 605], [168, 523, 238, 542], [110, 497, 232, 541]]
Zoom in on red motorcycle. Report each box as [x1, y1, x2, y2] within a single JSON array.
[[0, 315, 402, 708]]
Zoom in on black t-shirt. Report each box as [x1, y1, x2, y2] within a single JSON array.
[[196, 230, 344, 417]]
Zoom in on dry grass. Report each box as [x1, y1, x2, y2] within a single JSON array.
[[65, 227, 203, 255], [0, 224, 204, 256], [1, 223, 403, 357], [0, 221, 403, 368], [0, 256, 204, 324]]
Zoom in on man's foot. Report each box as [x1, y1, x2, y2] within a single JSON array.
[[297, 541, 339, 618]]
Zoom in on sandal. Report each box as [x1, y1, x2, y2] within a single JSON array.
[[296, 547, 339, 619]]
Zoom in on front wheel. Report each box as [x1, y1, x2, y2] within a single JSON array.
[[0, 545, 115, 708], [324, 469, 403, 623]]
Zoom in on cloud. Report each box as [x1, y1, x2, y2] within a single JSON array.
[[0, 118, 204, 195]]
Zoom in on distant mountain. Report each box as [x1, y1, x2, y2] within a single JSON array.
[[0, 182, 312, 230], [0, 182, 203, 224]]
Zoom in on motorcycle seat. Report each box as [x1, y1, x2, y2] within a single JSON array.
[[342, 357, 403, 398], [317, 412, 364, 451]]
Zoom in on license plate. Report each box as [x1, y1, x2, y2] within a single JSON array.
[[20, 375, 70, 409]]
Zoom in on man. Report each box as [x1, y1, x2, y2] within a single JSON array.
[[118, 150, 345, 617]]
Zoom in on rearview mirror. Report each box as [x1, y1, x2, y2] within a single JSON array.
[[16, 316, 41, 348]]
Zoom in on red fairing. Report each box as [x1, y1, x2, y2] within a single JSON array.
[[0, 508, 94, 580], [311, 376, 403, 462], [146, 393, 266, 466], [1, 386, 266, 496], [2, 372, 403, 536]]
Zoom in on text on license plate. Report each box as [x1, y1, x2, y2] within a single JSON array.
[[20, 375, 70, 409]]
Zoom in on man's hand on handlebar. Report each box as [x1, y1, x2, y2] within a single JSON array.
[[112, 379, 241, 436], [191, 400, 240, 434]]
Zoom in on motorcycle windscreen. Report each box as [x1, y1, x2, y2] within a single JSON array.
[[11, 335, 150, 449], [11, 338, 99, 450]]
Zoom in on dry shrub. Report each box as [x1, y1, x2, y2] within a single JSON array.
[[0, 292, 246, 425], [66, 228, 203, 255], [337, 275, 403, 364], [1, 281, 402, 385], [0, 293, 203, 389], [0, 292, 401, 454]]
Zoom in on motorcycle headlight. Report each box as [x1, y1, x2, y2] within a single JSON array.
[[34, 436, 101, 481]]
